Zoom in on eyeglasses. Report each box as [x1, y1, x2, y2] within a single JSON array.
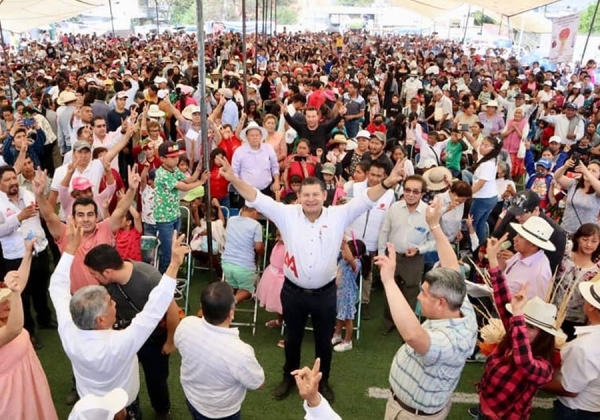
[[404, 188, 422, 195]]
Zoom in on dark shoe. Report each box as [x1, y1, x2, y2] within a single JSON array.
[[468, 405, 480, 418], [319, 379, 335, 403], [381, 325, 396, 336], [30, 335, 43, 350], [361, 303, 371, 320], [65, 389, 80, 406], [273, 377, 295, 400], [156, 412, 172, 420], [39, 320, 58, 329]]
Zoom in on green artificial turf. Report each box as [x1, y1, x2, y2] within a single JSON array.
[[36, 271, 553, 420]]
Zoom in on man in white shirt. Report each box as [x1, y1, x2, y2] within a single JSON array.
[[433, 89, 453, 130], [344, 161, 395, 319], [49, 224, 187, 419], [546, 281, 600, 418], [215, 154, 406, 403], [175, 281, 265, 420], [402, 71, 422, 103], [541, 103, 584, 145], [378, 175, 436, 334]]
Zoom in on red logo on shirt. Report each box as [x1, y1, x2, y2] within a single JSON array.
[[284, 251, 299, 278]]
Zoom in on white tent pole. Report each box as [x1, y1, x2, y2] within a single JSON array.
[[582, 0, 600, 62], [462, 5, 472, 44], [517, 15, 525, 53]]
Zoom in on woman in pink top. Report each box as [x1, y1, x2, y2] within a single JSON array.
[[0, 244, 57, 420], [501, 107, 529, 179], [263, 114, 287, 163]]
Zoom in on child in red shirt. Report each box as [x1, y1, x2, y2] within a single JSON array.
[[210, 148, 230, 208], [114, 206, 143, 261]]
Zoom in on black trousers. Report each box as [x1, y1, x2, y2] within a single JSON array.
[[138, 329, 171, 414], [383, 253, 424, 328], [281, 278, 337, 381], [3, 250, 52, 334]]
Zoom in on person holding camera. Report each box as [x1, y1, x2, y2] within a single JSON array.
[[554, 157, 600, 236], [83, 243, 183, 420], [2, 117, 46, 169]]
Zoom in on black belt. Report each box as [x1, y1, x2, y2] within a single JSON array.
[[284, 278, 336, 295], [390, 389, 442, 417]]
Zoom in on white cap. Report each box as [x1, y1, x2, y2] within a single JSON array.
[[68, 388, 128, 420], [154, 76, 168, 85], [549, 135, 561, 143], [356, 129, 371, 139]]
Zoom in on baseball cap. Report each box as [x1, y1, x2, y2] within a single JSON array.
[[508, 190, 541, 215], [158, 141, 186, 158], [356, 130, 371, 140], [535, 158, 552, 170], [116, 91, 128, 99], [565, 102, 578, 110], [549, 136, 561, 143], [221, 88, 233, 99], [321, 162, 336, 175], [370, 132, 386, 143], [73, 141, 92, 152]]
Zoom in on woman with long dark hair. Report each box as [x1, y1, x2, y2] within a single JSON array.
[[469, 136, 502, 245], [479, 235, 564, 420]]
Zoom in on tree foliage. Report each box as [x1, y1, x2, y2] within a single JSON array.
[[472, 11, 496, 26], [277, 6, 298, 25], [579, 3, 600, 34]]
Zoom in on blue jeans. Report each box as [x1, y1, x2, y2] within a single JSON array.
[[345, 119, 360, 139], [156, 218, 179, 273], [185, 399, 241, 420], [470, 196, 497, 246], [554, 399, 600, 419], [143, 223, 157, 237]]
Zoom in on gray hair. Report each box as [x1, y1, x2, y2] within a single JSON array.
[[69, 285, 109, 330], [424, 268, 466, 311], [497, 160, 510, 179]]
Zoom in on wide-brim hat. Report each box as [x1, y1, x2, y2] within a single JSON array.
[[329, 133, 347, 145], [0, 288, 11, 304], [579, 281, 600, 310], [182, 105, 201, 120], [57, 90, 77, 105], [239, 121, 267, 142], [510, 216, 555, 251], [71, 388, 128, 420], [506, 297, 566, 339], [147, 104, 165, 118], [422, 166, 453, 191], [346, 139, 358, 151]]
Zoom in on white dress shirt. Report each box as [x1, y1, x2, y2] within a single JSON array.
[[49, 253, 176, 406], [303, 395, 342, 420], [559, 324, 600, 412], [175, 317, 264, 418], [247, 190, 377, 288]]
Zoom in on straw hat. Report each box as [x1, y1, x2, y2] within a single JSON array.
[[57, 90, 77, 105], [147, 104, 165, 118], [506, 297, 567, 339], [0, 288, 11, 304], [239, 121, 267, 142], [70, 388, 128, 420], [182, 105, 201, 120], [329, 133, 347, 146], [510, 216, 555, 251], [422, 166, 453, 191]]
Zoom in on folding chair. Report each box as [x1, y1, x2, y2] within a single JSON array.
[[141, 235, 160, 268], [220, 206, 230, 220], [223, 270, 261, 336], [175, 240, 194, 315], [179, 205, 192, 240]]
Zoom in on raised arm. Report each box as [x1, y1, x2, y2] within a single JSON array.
[[554, 158, 577, 189], [109, 166, 140, 233], [486, 233, 514, 331], [32, 169, 64, 241], [103, 120, 135, 165], [216, 154, 258, 202], [366, 158, 405, 203], [426, 195, 459, 271]]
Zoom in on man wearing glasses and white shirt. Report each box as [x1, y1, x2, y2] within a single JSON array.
[[378, 174, 435, 335], [214, 154, 406, 404]]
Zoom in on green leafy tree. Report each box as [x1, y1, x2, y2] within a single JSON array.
[[579, 3, 600, 34], [277, 6, 298, 25], [472, 11, 496, 26]]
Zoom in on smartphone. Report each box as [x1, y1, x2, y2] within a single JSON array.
[[461, 219, 469, 231], [460, 124, 469, 131], [571, 152, 581, 167], [22, 118, 35, 127], [294, 155, 307, 162]]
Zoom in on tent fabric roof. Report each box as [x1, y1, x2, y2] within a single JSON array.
[[391, 0, 559, 19], [0, 0, 107, 33]]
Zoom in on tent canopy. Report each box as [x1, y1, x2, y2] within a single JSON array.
[[0, 0, 107, 33], [390, 0, 559, 20]]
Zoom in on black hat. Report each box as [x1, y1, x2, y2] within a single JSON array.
[[508, 190, 540, 215]]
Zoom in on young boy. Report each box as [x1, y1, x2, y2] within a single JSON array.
[[444, 128, 468, 178], [140, 165, 156, 236], [319, 162, 338, 207], [154, 141, 208, 272], [525, 157, 553, 209]]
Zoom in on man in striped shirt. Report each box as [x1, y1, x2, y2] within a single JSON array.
[[375, 195, 477, 419]]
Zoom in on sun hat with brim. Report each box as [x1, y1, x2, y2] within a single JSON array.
[[579, 281, 600, 310], [183, 185, 205, 202], [0, 288, 11, 304], [182, 105, 201, 120], [486, 100, 499, 108], [510, 216, 556, 251], [57, 90, 77, 106], [72, 177, 93, 191], [422, 166, 453, 191], [321, 163, 336, 175], [69, 388, 128, 420], [329, 133, 347, 145], [239, 121, 268, 143], [147, 104, 165, 118], [158, 141, 186, 158], [506, 297, 566, 339], [154, 76, 168, 85], [346, 139, 358, 151], [177, 85, 194, 95]]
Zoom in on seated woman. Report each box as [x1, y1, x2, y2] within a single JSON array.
[[0, 242, 57, 420]]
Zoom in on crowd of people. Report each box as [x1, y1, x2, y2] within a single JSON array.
[[0, 26, 599, 420]]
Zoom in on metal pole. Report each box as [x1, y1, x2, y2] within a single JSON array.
[[582, 0, 600, 61], [462, 5, 471, 44], [155, 0, 160, 34], [0, 16, 12, 103], [255, 0, 259, 69], [262, 0, 267, 36], [269, 0, 274, 35], [195, 0, 214, 281], [242, 0, 248, 106], [479, 8, 484, 35], [274, 0, 277, 34], [108, 0, 116, 37]]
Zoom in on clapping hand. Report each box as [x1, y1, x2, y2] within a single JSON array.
[[292, 358, 323, 408]]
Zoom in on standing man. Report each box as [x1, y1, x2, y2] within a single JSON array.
[[0, 166, 54, 347], [83, 244, 182, 420], [343, 81, 366, 138], [362, 132, 394, 175], [378, 175, 436, 334], [344, 161, 395, 320], [57, 90, 78, 155], [432, 88, 453, 131], [221, 88, 239, 129], [214, 154, 406, 403]]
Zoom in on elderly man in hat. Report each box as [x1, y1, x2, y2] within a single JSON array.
[[492, 190, 566, 274], [544, 280, 600, 418], [57, 90, 78, 154], [231, 122, 280, 196], [540, 102, 584, 145]]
